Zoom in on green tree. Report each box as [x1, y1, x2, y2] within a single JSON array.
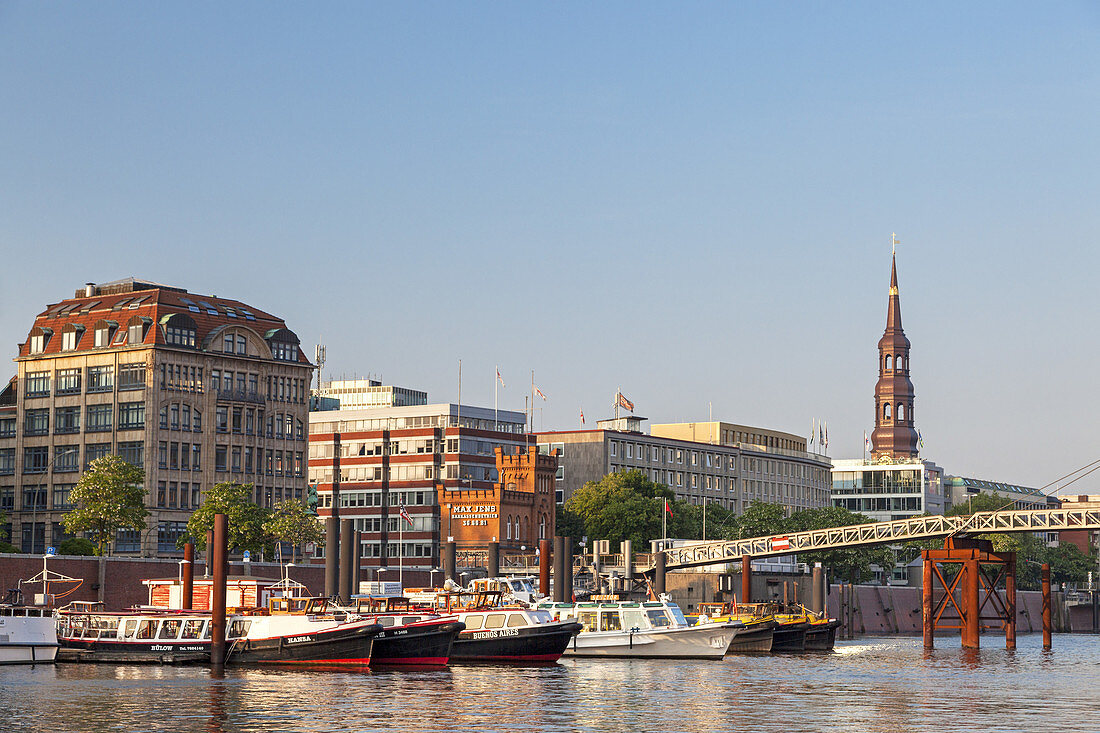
[[186, 482, 272, 556], [58, 537, 97, 556], [263, 499, 324, 562], [1042, 542, 1097, 588], [730, 501, 787, 540], [566, 470, 690, 550], [62, 455, 148, 556]]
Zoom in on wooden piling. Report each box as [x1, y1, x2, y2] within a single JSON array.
[[741, 554, 752, 605], [210, 513, 228, 668], [1042, 563, 1052, 650], [182, 542, 194, 610], [922, 552, 933, 649], [538, 539, 551, 598]]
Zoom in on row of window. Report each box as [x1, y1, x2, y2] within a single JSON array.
[[212, 445, 304, 477], [22, 402, 145, 436], [156, 481, 202, 510], [214, 406, 303, 440], [330, 490, 435, 509], [881, 402, 913, 422], [159, 363, 204, 393], [24, 364, 145, 398], [27, 318, 150, 355], [2, 443, 144, 475], [310, 415, 527, 435]]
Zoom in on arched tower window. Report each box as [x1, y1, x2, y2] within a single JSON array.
[[884, 403, 892, 420], [896, 355, 904, 371], [897, 403, 905, 422], [885, 355, 893, 371]]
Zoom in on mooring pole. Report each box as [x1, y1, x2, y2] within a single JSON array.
[[205, 529, 214, 578], [811, 563, 824, 617], [182, 542, 195, 610], [563, 536, 574, 601], [1042, 563, 1052, 650], [654, 551, 666, 597], [538, 539, 551, 598], [963, 557, 981, 649], [922, 552, 934, 649], [487, 541, 500, 578], [444, 540, 457, 584], [741, 554, 752, 606], [210, 513, 228, 669], [1005, 552, 1017, 650], [552, 536, 564, 602], [339, 518, 354, 605]]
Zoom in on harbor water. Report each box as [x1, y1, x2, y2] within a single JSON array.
[[3, 635, 1099, 733]]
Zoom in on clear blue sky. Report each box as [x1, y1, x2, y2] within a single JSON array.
[[2, 2, 1098, 491]]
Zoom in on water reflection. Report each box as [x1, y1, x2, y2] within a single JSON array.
[[1, 636, 1098, 732]]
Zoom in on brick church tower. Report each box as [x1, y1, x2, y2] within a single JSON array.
[[870, 250, 919, 460]]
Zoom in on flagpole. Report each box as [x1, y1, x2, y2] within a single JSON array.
[[530, 370, 534, 433], [399, 514, 404, 588], [494, 365, 498, 432], [662, 500, 667, 543]]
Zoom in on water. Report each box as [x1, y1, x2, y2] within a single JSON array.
[[3, 635, 1099, 733]]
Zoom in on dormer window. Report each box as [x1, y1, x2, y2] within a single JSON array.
[[61, 323, 85, 351], [28, 327, 52, 354], [265, 328, 301, 362], [161, 313, 197, 348], [93, 320, 117, 348], [126, 315, 151, 345]]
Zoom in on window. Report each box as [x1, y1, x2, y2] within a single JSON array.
[[24, 371, 50, 398], [24, 409, 49, 436], [87, 365, 114, 392], [115, 529, 141, 553], [119, 363, 146, 390], [127, 316, 148, 345], [163, 313, 197, 347], [897, 403, 905, 422], [215, 446, 227, 472], [55, 406, 80, 434], [94, 321, 116, 348], [21, 484, 47, 510], [23, 447, 49, 473], [885, 354, 893, 371], [0, 449, 15, 475], [54, 446, 79, 473], [216, 406, 228, 432], [61, 325, 84, 351], [86, 404, 113, 432], [85, 443, 111, 468], [193, 409, 202, 432], [191, 443, 202, 471], [118, 441, 143, 468], [118, 402, 145, 430], [883, 403, 892, 420], [0, 417, 13, 438], [52, 484, 74, 511], [56, 368, 81, 394], [223, 333, 234, 353]]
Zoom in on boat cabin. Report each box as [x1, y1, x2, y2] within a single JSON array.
[[537, 601, 691, 632], [57, 610, 253, 643]]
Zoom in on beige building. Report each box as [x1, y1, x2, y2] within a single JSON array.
[[1, 278, 312, 556], [650, 421, 808, 453]]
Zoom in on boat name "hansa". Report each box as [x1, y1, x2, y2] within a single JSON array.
[[287, 635, 313, 643]]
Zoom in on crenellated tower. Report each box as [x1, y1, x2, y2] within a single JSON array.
[[870, 249, 919, 459]]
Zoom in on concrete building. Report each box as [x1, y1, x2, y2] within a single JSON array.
[[536, 415, 832, 512], [943, 475, 1055, 513], [311, 378, 427, 412], [308, 403, 530, 572], [1, 278, 312, 556]]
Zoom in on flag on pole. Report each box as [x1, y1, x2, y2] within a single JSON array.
[[864, 431, 871, 452], [810, 418, 816, 447], [617, 392, 634, 412], [819, 423, 824, 445], [580, 409, 585, 425], [496, 368, 505, 388], [664, 499, 673, 518], [823, 421, 828, 448], [399, 505, 413, 527], [918, 430, 924, 449], [535, 386, 547, 401]]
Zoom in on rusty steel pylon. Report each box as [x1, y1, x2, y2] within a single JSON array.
[[922, 537, 1020, 650]]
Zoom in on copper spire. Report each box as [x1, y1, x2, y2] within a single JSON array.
[[871, 238, 918, 461], [885, 252, 903, 332]]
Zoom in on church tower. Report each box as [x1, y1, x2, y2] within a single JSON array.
[[870, 249, 919, 460]]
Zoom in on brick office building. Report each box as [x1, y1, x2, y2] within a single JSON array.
[[1, 278, 312, 556]]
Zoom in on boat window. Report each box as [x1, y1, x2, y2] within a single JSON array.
[[124, 619, 140, 638], [667, 606, 689, 626], [646, 610, 671, 628], [135, 620, 158, 639], [376, 617, 395, 627], [599, 611, 622, 632], [484, 613, 506, 629], [202, 623, 212, 640], [181, 619, 205, 640], [507, 613, 527, 628], [227, 619, 251, 639], [402, 616, 420, 626], [159, 619, 182, 639], [95, 617, 120, 637], [463, 615, 483, 630], [622, 609, 646, 630], [528, 611, 553, 624], [578, 611, 598, 632]]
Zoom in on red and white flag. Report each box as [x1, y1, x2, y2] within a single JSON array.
[[580, 409, 585, 425], [535, 386, 547, 401], [771, 536, 791, 552], [399, 505, 413, 527], [665, 499, 673, 518], [496, 368, 505, 388], [617, 392, 634, 412]]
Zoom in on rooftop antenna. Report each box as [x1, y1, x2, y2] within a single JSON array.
[[314, 340, 326, 394]]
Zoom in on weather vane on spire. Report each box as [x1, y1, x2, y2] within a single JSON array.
[[891, 232, 900, 256]]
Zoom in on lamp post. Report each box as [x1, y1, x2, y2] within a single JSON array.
[[429, 568, 441, 588]]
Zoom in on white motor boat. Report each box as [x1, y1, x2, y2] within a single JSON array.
[[537, 598, 742, 659], [0, 604, 59, 664]]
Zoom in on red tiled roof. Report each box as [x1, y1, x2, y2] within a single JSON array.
[[17, 284, 310, 364]]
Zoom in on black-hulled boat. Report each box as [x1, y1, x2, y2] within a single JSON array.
[[449, 608, 581, 663], [804, 618, 841, 651]]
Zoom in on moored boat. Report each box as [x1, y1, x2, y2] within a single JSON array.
[[351, 596, 464, 666], [0, 603, 59, 664], [537, 598, 742, 659], [693, 602, 775, 653]]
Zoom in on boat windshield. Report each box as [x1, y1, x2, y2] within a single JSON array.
[[509, 578, 536, 594], [645, 609, 671, 628], [622, 609, 646, 630], [484, 613, 506, 629], [667, 606, 689, 626], [507, 613, 528, 628], [527, 611, 553, 624], [227, 619, 251, 640]]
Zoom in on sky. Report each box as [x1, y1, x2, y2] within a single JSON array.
[[2, 2, 1098, 491]]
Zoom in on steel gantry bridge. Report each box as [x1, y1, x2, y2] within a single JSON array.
[[661, 508, 1100, 570]]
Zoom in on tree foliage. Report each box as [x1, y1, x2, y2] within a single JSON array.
[[62, 455, 148, 556], [263, 499, 324, 562], [58, 537, 97, 556], [186, 482, 271, 555]]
